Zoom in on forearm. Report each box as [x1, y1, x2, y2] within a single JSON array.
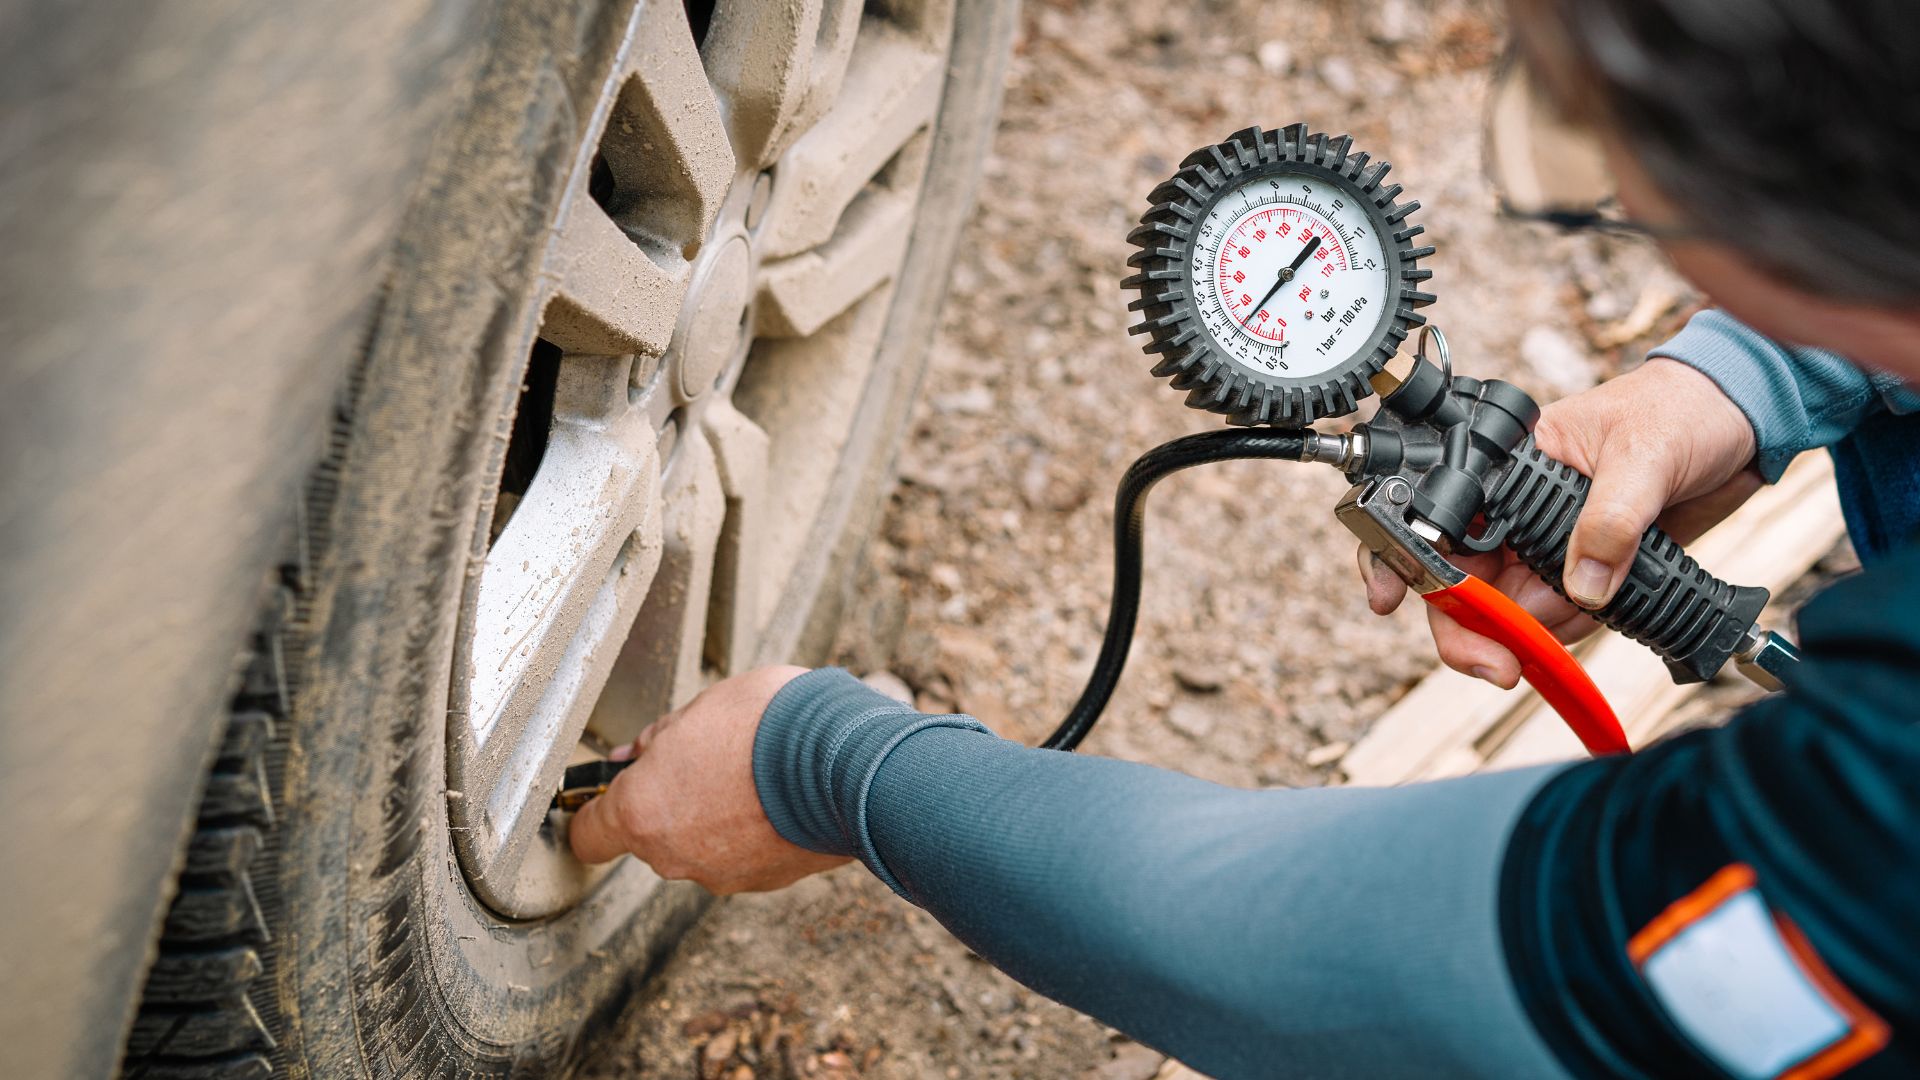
[[756, 669, 1570, 1079]]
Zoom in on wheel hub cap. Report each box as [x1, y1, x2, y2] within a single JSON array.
[[677, 235, 751, 399]]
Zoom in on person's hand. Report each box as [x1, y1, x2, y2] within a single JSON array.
[[1356, 358, 1762, 688], [568, 665, 850, 893]]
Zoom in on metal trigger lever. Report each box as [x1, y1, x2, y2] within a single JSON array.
[[1336, 475, 1631, 757]]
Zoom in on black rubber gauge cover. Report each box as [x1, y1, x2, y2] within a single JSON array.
[[1124, 124, 1436, 425]]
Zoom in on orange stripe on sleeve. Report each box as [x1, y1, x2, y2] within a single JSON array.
[[1627, 862, 1758, 966], [1774, 914, 1889, 1080]]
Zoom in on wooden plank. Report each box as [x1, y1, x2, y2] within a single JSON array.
[[1341, 453, 1842, 785], [1336, 667, 1515, 786]]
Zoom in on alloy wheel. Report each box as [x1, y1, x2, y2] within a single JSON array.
[[448, 0, 959, 918]]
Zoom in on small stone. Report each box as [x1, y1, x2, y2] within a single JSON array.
[[898, 462, 952, 492], [1305, 740, 1351, 767], [1088, 1042, 1167, 1080], [1171, 660, 1228, 693], [1368, 0, 1426, 46], [1256, 40, 1293, 76], [1035, 468, 1091, 513], [701, 1028, 739, 1077], [861, 670, 915, 705], [683, 1010, 731, 1038], [1585, 289, 1629, 323], [1020, 459, 1052, 509], [1166, 700, 1216, 740], [1318, 56, 1359, 97], [1235, 641, 1270, 673], [933, 385, 995, 416], [929, 563, 964, 592]]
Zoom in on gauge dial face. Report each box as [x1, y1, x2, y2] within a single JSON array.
[[1192, 176, 1391, 379]]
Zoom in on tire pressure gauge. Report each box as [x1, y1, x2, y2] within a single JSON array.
[[1125, 125, 1436, 425]]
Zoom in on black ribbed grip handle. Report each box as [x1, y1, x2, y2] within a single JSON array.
[[1484, 439, 1768, 684]]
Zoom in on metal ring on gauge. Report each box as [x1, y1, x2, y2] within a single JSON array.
[[1415, 324, 1452, 385]]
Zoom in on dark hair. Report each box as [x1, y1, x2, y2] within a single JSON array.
[[1513, 0, 1920, 301]]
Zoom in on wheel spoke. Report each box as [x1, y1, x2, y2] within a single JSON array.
[[599, 0, 736, 248], [544, 202, 686, 357], [452, 357, 667, 901], [756, 188, 915, 338], [756, 22, 943, 259], [703, 0, 863, 170], [794, 0, 865, 151], [730, 283, 895, 607], [586, 426, 729, 748], [701, 400, 771, 675]]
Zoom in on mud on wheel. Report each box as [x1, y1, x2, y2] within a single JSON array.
[[119, 0, 1015, 1074]]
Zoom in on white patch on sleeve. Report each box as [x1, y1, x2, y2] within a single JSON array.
[[1641, 889, 1849, 1079]]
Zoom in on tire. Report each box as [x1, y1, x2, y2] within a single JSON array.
[[114, 0, 1016, 1075]]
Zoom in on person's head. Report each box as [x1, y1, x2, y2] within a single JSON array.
[[1497, 0, 1920, 382]]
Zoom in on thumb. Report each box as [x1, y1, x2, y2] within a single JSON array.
[[567, 777, 633, 865], [1564, 449, 1670, 609]]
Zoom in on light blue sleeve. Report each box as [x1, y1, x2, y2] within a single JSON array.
[[753, 667, 1573, 1080], [1649, 309, 1920, 481]]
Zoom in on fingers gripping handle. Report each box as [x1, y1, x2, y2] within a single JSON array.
[[1337, 475, 1629, 756], [1424, 577, 1629, 756], [1484, 440, 1770, 684]]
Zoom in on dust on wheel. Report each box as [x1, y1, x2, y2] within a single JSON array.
[[113, 0, 1017, 1075]]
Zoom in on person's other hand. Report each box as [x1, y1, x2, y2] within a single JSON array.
[[1356, 358, 1762, 688], [568, 665, 850, 893]]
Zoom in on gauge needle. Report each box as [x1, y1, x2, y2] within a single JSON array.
[[1247, 235, 1321, 322]]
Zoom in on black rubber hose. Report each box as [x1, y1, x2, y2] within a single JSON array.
[[1042, 427, 1309, 751]]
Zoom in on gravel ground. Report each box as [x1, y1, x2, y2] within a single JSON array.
[[577, 1, 1771, 1076]]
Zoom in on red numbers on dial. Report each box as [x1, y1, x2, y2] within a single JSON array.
[[1209, 200, 1362, 351]]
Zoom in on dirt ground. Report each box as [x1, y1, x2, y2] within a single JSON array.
[[579, 1, 1790, 1076]]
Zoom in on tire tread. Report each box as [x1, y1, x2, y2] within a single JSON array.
[[123, 608, 292, 1076]]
